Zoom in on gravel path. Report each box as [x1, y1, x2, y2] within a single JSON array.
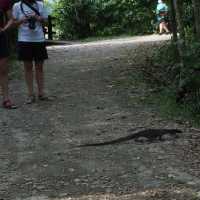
[[1, 35, 200, 200]]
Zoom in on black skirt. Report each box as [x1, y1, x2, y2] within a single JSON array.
[[17, 42, 48, 61], [0, 32, 9, 59]]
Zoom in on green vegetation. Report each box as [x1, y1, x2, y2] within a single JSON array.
[[147, 42, 200, 124], [53, 0, 156, 40]]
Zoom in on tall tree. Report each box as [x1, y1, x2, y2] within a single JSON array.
[[169, 0, 178, 41], [192, 0, 200, 40], [172, 0, 186, 90], [173, 0, 185, 41]]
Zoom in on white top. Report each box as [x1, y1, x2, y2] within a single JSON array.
[[12, 1, 48, 42]]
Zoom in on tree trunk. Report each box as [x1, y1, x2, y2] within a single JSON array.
[[173, 0, 186, 95], [173, 0, 185, 41], [192, 0, 200, 40], [170, 0, 178, 41]]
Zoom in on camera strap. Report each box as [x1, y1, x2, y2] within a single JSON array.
[[20, 0, 40, 17]]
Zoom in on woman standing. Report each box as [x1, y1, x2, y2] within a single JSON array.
[[12, 0, 49, 104], [0, 0, 17, 109]]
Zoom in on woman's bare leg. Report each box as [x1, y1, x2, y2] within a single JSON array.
[[24, 61, 34, 97], [35, 61, 44, 96], [0, 57, 9, 100]]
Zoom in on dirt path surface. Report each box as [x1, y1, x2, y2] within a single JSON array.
[[1, 35, 200, 200]]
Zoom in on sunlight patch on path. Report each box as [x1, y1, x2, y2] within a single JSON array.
[[47, 35, 171, 50]]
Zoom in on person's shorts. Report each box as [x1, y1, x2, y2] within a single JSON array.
[[0, 32, 9, 59], [157, 17, 168, 24], [17, 42, 48, 62]]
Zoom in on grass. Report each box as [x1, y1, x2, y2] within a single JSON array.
[[138, 87, 200, 127], [112, 64, 200, 127]]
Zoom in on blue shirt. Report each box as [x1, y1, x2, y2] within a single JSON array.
[[12, 1, 48, 42], [156, 3, 168, 21]]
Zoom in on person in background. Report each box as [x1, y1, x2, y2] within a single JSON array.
[[12, 0, 49, 104], [156, 0, 170, 35], [0, 0, 17, 109]]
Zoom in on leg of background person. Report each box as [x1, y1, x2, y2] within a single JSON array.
[[159, 22, 164, 34], [0, 57, 9, 101], [163, 22, 170, 33], [24, 61, 34, 97], [35, 61, 44, 97]]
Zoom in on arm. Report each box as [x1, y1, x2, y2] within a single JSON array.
[[34, 2, 48, 26], [12, 16, 27, 27], [11, 4, 28, 28], [156, 5, 159, 15], [34, 14, 48, 25], [2, 10, 26, 31], [163, 4, 168, 12], [1, 10, 13, 31]]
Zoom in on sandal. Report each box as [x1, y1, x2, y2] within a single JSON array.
[[38, 95, 53, 101], [2, 99, 17, 109], [25, 95, 36, 104]]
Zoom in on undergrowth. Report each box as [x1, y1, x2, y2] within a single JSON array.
[[113, 40, 200, 126], [140, 40, 200, 126]]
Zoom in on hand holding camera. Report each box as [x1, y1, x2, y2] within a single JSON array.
[[27, 15, 37, 30], [19, 16, 28, 25], [27, 15, 44, 30], [34, 15, 43, 22]]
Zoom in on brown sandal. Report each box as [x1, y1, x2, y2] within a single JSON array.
[[2, 99, 17, 109]]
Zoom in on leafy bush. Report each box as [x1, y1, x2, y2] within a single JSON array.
[[53, 0, 156, 40], [53, 0, 97, 39], [145, 39, 200, 115]]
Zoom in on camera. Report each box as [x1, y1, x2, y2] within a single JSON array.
[[28, 16, 36, 30]]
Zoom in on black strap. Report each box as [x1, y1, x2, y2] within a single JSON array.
[[20, 0, 40, 17]]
